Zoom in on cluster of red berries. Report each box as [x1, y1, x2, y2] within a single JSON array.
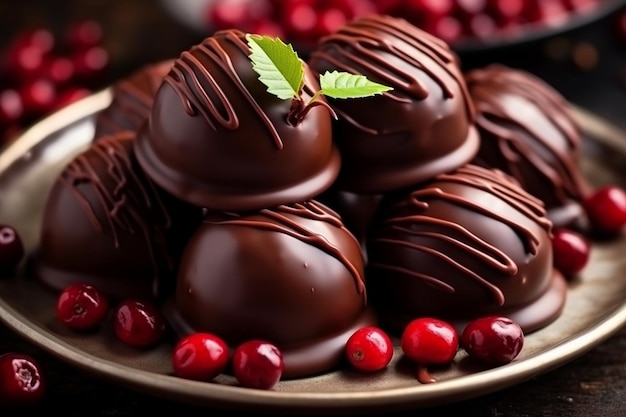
[[203, 0, 606, 49], [551, 185, 626, 280], [345, 316, 524, 382], [0, 20, 109, 147]]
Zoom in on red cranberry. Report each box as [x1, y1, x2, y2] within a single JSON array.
[[584, 185, 626, 235], [207, 0, 273, 32], [71, 46, 109, 82], [0, 352, 45, 406], [113, 299, 166, 348], [551, 228, 591, 278], [406, 0, 455, 18], [455, 0, 488, 15], [0, 89, 24, 126], [281, 1, 319, 42], [488, 0, 526, 25], [232, 340, 284, 390], [400, 317, 458, 365], [0, 224, 24, 273], [38, 56, 75, 86], [345, 326, 394, 372], [56, 283, 109, 331], [461, 316, 524, 365], [172, 332, 230, 381], [2, 28, 54, 80], [65, 20, 104, 51], [19, 78, 57, 117]]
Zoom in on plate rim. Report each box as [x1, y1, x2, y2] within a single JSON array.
[[1, 93, 626, 413]]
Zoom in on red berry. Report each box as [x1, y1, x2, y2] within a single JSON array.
[[0, 89, 24, 126], [113, 299, 166, 348], [19, 78, 57, 117], [551, 228, 591, 278], [38, 56, 75, 86], [71, 46, 109, 81], [461, 316, 524, 365], [400, 317, 458, 365], [56, 283, 109, 331], [232, 340, 284, 390], [345, 326, 394, 372], [2, 28, 54, 81], [0, 352, 45, 406], [0, 224, 24, 273], [584, 185, 626, 235], [65, 20, 104, 51], [172, 332, 230, 381]]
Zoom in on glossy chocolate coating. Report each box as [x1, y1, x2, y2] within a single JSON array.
[[465, 64, 589, 228], [308, 14, 479, 194], [366, 164, 565, 334], [134, 29, 340, 212], [34, 131, 203, 301], [94, 60, 173, 138], [164, 200, 376, 378]]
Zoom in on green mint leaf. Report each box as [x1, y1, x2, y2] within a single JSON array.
[[246, 34, 304, 100], [319, 71, 393, 99]]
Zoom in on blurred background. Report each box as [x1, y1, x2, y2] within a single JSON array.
[[1, 0, 626, 144]]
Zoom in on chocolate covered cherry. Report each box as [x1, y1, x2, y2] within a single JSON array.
[[308, 14, 479, 194], [134, 29, 339, 212]]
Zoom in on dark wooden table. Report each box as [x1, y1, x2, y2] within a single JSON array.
[[2, 1, 626, 415]]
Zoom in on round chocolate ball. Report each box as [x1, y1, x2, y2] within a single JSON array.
[[366, 164, 566, 334], [94, 60, 173, 138], [164, 200, 376, 378], [308, 14, 479, 194], [465, 64, 589, 228], [34, 131, 203, 302], [134, 29, 340, 212]]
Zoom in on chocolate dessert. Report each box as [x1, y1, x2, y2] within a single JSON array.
[[308, 14, 479, 194], [34, 131, 203, 301], [133, 29, 340, 212], [465, 64, 589, 228], [94, 60, 173, 139], [164, 200, 376, 379], [366, 164, 566, 334]]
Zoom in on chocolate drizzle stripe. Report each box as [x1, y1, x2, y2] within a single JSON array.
[[207, 202, 365, 296], [312, 15, 474, 120], [164, 31, 286, 150], [372, 217, 510, 306], [366, 262, 456, 293], [468, 67, 586, 202], [60, 137, 174, 293]]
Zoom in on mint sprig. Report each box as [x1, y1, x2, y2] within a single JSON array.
[[246, 34, 393, 126]]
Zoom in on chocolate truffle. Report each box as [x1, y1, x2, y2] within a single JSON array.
[[366, 164, 566, 334], [164, 200, 376, 379], [94, 60, 173, 138], [308, 14, 479, 194], [134, 29, 340, 212], [34, 131, 203, 301], [465, 64, 589, 228]]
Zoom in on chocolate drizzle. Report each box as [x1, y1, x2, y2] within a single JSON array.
[[311, 14, 474, 128], [466, 64, 586, 207], [164, 29, 319, 150], [368, 165, 551, 307], [206, 200, 365, 295], [60, 135, 174, 294]]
